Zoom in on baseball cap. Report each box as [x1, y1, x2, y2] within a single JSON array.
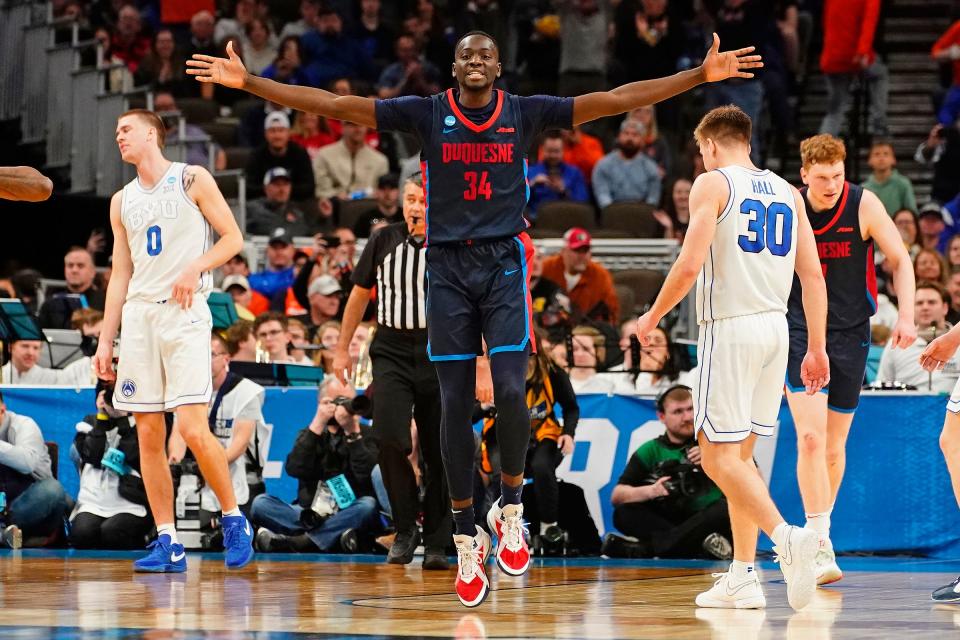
[[264, 111, 291, 130], [308, 274, 342, 297], [564, 227, 592, 250], [268, 228, 293, 245], [919, 202, 953, 225], [378, 173, 400, 189], [221, 274, 250, 291], [263, 167, 291, 186]]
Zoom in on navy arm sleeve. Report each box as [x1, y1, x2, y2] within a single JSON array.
[[374, 96, 433, 141], [519, 96, 574, 147]]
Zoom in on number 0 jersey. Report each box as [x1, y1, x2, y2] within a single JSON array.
[[120, 162, 214, 304], [696, 166, 799, 324]]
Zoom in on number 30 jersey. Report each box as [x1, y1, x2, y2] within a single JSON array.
[[696, 166, 799, 324], [120, 162, 214, 303]]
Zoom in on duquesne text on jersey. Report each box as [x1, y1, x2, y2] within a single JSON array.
[[442, 142, 515, 164], [817, 240, 852, 259]]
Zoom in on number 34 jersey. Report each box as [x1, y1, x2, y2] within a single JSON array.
[[120, 162, 214, 304], [696, 166, 799, 325]]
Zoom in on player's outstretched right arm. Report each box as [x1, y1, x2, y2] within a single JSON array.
[[792, 187, 830, 394], [0, 166, 53, 202], [186, 41, 376, 128], [93, 193, 133, 382]]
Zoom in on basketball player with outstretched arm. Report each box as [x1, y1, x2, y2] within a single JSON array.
[[0, 166, 52, 201], [188, 31, 760, 607], [93, 109, 255, 572], [635, 106, 830, 612], [785, 135, 916, 586]]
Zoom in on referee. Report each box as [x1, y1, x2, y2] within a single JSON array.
[[333, 174, 450, 569]]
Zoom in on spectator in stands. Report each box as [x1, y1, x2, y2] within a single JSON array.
[[0, 390, 70, 549], [526, 130, 589, 218], [134, 29, 189, 96], [314, 320, 341, 369], [353, 173, 401, 237], [225, 319, 258, 362], [301, 7, 376, 89], [253, 312, 296, 364], [605, 385, 732, 559], [541, 228, 620, 324], [38, 247, 105, 329], [932, 19, 960, 127], [0, 339, 91, 386], [878, 282, 959, 392], [153, 92, 226, 170], [353, 0, 396, 72], [654, 177, 692, 241], [620, 324, 690, 395], [627, 105, 671, 177], [222, 274, 259, 320], [557, 0, 611, 96], [239, 100, 290, 147], [243, 18, 278, 75], [246, 111, 315, 201], [9, 269, 42, 314], [249, 230, 296, 299], [69, 385, 151, 550], [948, 234, 960, 272], [306, 275, 343, 334], [918, 203, 954, 254], [893, 208, 921, 260], [529, 246, 569, 329], [262, 37, 310, 87], [862, 141, 917, 217], [916, 123, 960, 204], [948, 272, 960, 324], [613, 0, 684, 89], [110, 4, 150, 73], [567, 325, 620, 394], [559, 125, 604, 186], [251, 377, 381, 553], [915, 248, 950, 288], [592, 119, 662, 209], [215, 0, 256, 47], [313, 121, 389, 205], [279, 0, 321, 40], [286, 318, 315, 365], [71, 308, 103, 339], [186, 10, 217, 59], [290, 111, 338, 160], [376, 34, 441, 99], [247, 167, 313, 237], [818, 0, 888, 136]]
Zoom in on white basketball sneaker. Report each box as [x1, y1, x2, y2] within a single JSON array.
[[815, 541, 843, 586], [695, 570, 767, 609], [774, 525, 819, 611]]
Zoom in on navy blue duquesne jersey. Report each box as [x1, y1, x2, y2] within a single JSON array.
[[787, 181, 877, 330], [376, 90, 573, 244]]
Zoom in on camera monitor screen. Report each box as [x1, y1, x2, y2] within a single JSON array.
[[207, 291, 239, 330], [0, 299, 44, 342]]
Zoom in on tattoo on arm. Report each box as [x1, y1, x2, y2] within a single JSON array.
[[182, 169, 196, 193]]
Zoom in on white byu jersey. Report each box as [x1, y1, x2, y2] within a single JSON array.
[[696, 166, 799, 324], [120, 162, 213, 303]]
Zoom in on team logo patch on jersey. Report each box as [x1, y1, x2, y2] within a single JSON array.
[[120, 379, 137, 398], [444, 115, 456, 127]]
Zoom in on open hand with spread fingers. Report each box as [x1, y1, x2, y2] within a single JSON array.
[[700, 32, 764, 82], [919, 330, 960, 372], [186, 40, 247, 89]]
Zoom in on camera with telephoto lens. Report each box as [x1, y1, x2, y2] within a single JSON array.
[[332, 395, 370, 416], [644, 457, 707, 499]]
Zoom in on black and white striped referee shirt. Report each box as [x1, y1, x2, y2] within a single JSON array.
[[352, 222, 427, 330]]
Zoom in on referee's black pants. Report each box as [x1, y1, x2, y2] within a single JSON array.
[[370, 327, 451, 548]]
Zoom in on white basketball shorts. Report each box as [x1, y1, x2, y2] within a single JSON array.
[[694, 311, 788, 443], [113, 298, 213, 412]]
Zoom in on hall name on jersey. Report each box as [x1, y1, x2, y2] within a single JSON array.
[[442, 142, 515, 164], [751, 179, 776, 196], [126, 199, 180, 231]]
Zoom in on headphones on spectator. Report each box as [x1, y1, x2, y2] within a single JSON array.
[[655, 384, 693, 413]]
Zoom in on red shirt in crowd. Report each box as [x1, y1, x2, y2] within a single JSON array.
[[933, 20, 960, 86], [819, 0, 881, 75]]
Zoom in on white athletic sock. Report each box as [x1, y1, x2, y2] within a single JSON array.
[[540, 521, 557, 535], [157, 523, 179, 545], [805, 511, 831, 540], [771, 522, 790, 550], [730, 560, 755, 581], [222, 507, 242, 518]]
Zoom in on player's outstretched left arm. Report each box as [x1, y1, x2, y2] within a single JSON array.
[[572, 33, 762, 126], [635, 171, 723, 343], [175, 165, 244, 309], [920, 325, 960, 371], [792, 187, 830, 394], [0, 166, 53, 202], [862, 189, 917, 349]]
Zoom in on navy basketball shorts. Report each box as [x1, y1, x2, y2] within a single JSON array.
[[425, 232, 535, 361], [786, 320, 870, 413]]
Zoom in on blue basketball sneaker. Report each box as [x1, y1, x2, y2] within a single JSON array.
[[133, 534, 187, 573], [222, 514, 254, 569]]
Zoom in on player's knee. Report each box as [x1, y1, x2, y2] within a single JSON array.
[[798, 430, 825, 456], [824, 441, 845, 466], [492, 381, 524, 408], [177, 422, 207, 447]]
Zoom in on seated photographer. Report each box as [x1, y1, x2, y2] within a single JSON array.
[[0, 389, 70, 548], [250, 377, 381, 553], [0, 338, 92, 386], [168, 334, 264, 526], [604, 386, 732, 560], [618, 322, 692, 395], [69, 384, 152, 549], [877, 281, 960, 392]]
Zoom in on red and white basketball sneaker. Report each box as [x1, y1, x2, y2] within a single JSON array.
[[454, 527, 491, 608], [486, 501, 531, 576]]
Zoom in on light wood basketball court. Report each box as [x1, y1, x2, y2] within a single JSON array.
[[1, 550, 958, 638]]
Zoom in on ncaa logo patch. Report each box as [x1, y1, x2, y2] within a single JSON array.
[[444, 115, 456, 127], [166, 176, 176, 184], [120, 379, 137, 398]]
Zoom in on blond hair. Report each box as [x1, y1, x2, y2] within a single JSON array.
[[800, 134, 846, 168], [693, 105, 752, 148], [118, 109, 166, 148]]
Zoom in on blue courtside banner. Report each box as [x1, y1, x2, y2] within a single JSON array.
[[2, 387, 959, 557]]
